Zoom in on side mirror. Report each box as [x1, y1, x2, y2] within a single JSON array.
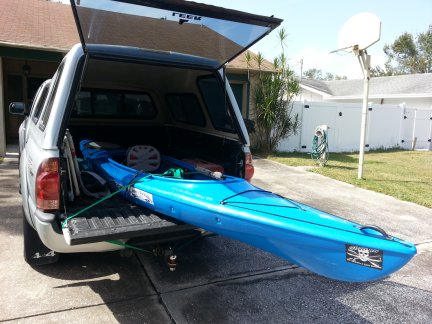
[[9, 102, 27, 116]]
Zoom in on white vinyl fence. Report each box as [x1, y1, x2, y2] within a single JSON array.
[[278, 101, 432, 152]]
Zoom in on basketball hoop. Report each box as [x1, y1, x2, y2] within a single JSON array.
[[334, 12, 381, 54]]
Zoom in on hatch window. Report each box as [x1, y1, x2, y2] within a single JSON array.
[[198, 78, 235, 133], [71, 0, 281, 67]]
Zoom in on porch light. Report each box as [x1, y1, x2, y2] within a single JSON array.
[[22, 63, 31, 76]]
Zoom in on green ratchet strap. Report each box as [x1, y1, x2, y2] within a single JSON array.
[[106, 230, 207, 255], [105, 240, 153, 254], [61, 167, 190, 228], [163, 167, 184, 179], [61, 167, 201, 252], [61, 173, 152, 229]]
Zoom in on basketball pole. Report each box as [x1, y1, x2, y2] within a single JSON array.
[[355, 47, 371, 179], [332, 12, 380, 179]]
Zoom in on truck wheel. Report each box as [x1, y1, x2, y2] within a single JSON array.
[[23, 210, 60, 265]]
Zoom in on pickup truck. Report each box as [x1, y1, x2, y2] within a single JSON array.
[[9, 0, 281, 266]]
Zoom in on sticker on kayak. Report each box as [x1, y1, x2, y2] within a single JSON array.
[[129, 187, 154, 205], [346, 245, 383, 270]]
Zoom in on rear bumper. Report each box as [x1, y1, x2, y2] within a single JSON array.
[[34, 209, 124, 253], [32, 200, 201, 253]]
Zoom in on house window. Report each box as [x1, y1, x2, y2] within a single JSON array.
[[230, 83, 246, 117]]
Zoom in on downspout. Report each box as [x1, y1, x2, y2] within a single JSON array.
[[246, 72, 251, 119]]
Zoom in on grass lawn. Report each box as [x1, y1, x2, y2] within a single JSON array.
[[269, 150, 432, 208]]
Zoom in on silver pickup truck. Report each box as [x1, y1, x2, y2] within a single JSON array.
[[9, 0, 281, 266]]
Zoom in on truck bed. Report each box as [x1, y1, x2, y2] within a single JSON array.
[[63, 196, 197, 245]]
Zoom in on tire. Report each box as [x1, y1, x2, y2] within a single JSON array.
[[23, 209, 60, 265]]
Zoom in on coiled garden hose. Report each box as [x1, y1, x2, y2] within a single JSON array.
[[311, 126, 329, 166]]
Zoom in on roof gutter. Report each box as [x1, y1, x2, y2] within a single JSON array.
[[0, 41, 69, 54], [326, 93, 432, 100]]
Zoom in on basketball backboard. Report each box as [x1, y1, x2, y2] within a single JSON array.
[[336, 12, 381, 52]]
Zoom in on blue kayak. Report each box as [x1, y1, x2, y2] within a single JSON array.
[[80, 140, 416, 282]]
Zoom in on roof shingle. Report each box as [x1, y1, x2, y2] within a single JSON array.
[[0, 0, 78, 51]]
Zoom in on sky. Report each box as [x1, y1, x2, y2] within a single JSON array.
[[190, 0, 432, 79]]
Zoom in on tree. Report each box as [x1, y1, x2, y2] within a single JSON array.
[[334, 75, 348, 80], [303, 68, 322, 80], [373, 25, 432, 76], [303, 68, 347, 80], [247, 28, 300, 155]]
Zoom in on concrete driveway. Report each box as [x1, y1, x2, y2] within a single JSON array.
[[1, 152, 431, 323]]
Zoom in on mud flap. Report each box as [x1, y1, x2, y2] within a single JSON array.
[[23, 211, 59, 266]]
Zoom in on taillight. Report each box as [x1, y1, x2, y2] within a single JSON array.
[[36, 158, 60, 212], [244, 152, 254, 181]]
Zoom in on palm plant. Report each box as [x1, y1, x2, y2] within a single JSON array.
[[251, 28, 300, 155]]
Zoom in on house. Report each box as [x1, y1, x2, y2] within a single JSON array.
[[0, 0, 272, 156], [298, 74, 432, 109]]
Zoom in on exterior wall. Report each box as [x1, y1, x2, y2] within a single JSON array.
[[247, 73, 259, 120], [0, 57, 5, 156], [296, 88, 325, 102]]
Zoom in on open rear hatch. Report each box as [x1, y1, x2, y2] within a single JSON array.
[[70, 0, 282, 68]]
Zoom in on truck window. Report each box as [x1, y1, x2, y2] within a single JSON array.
[[72, 89, 156, 119], [93, 91, 122, 116], [39, 64, 64, 131], [198, 77, 235, 133], [166, 94, 205, 127], [124, 93, 155, 118], [31, 81, 51, 124]]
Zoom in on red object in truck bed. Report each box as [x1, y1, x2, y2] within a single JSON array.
[[182, 159, 224, 173]]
